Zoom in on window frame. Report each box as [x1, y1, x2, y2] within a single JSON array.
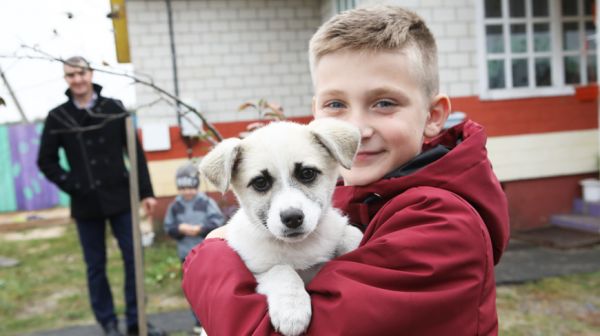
[[476, 0, 595, 100]]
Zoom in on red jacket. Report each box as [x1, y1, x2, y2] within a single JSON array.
[[182, 120, 510, 335]]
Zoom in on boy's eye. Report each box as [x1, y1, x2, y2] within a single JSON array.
[[374, 100, 396, 108], [324, 101, 345, 109], [248, 176, 272, 192]]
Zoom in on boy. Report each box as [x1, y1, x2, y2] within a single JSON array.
[[182, 6, 510, 335], [163, 163, 224, 334]]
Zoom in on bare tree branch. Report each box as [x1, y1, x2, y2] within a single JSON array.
[[1, 45, 223, 142]]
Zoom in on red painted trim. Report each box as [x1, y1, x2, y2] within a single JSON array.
[[141, 94, 598, 160], [141, 116, 313, 161], [575, 84, 599, 102], [451, 95, 598, 137]]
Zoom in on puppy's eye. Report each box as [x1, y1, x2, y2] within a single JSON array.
[[297, 168, 318, 183], [249, 176, 271, 192]]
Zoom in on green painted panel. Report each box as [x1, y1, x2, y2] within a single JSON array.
[[0, 125, 17, 211]]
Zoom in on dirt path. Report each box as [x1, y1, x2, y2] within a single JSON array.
[[0, 207, 70, 233]]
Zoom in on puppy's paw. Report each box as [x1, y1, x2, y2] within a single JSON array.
[[268, 288, 311, 336], [256, 265, 312, 336], [337, 224, 363, 255]]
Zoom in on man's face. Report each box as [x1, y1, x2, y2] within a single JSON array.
[[63, 63, 93, 97], [312, 50, 432, 186]]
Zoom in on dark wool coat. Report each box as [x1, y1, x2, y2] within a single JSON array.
[[37, 84, 154, 220], [182, 120, 510, 335]]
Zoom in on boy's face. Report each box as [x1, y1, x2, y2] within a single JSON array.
[[179, 187, 198, 200], [312, 50, 448, 186]]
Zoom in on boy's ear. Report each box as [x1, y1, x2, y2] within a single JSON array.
[[424, 94, 451, 138], [198, 138, 242, 193], [308, 118, 361, 169]]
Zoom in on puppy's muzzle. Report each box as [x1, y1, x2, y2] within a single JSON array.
[[280, 208, 304, 229]]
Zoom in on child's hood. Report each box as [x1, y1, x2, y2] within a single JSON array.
[[334, 120, 510, 264]]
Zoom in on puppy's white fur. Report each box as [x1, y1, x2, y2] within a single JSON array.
[[199, 119, 363, 336]]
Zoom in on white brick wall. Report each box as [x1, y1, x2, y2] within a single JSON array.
[[127, 0, 478, 126], [357, 0, 478, 98], [127, 0, 321, 126]]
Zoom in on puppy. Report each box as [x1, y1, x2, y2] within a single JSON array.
[[199, 118, 363, 336]]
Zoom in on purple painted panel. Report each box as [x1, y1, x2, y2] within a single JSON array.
[[8, 123, 61, 211]]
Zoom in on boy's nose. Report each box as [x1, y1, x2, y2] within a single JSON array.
[[360, 126, 374, 138], [345, 111, 374, 138]]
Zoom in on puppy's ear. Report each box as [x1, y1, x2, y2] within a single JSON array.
[[308, 118, 361, 169], [199, 138, 242, 193]]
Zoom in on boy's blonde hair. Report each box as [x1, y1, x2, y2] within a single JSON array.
[[309, 6, 439, 99]]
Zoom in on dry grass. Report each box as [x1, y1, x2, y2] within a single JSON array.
[[497, 271, 600, 335], [1, 223, 599, 335], [0, 223, 188, 336]]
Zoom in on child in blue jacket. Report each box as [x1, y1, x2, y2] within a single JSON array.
[[163, 162, 224, 334], [164, 163, 225, 262]]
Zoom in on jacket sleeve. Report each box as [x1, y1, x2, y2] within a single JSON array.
[[182, 188, 496, 336], [163, 202, 183, 240], [135, 130, 154, 199], [37, 112, 77, 194], [199, 197, 225, 238]]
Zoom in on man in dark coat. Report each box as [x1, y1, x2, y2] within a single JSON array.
[[37, 56, 164, 336]]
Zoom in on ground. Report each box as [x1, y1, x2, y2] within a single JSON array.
[[497, 273, 600, 335], [0, 216, 599, 335], [0, 221, 189, 336]]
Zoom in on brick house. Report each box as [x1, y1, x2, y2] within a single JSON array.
[[124, 0, 598, 230]]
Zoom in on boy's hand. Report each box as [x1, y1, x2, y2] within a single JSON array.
[[179, 223, 203, 236], [178, 223, 192, 236], [206, 225, 228, 239], [192, 225, 202, 236]]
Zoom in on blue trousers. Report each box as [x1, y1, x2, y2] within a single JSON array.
[[75, 211, 138, 327]]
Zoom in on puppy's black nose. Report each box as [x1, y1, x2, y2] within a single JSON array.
[[280, 208, 304, 229]]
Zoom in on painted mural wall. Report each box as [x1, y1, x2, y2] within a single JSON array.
[[0, 123, 69, 212]]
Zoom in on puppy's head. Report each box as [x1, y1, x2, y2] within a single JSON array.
[[199, 119, 360, 242]]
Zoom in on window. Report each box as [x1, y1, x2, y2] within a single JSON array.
[[479, 0, 596, 99], [561, 0, 597, 84], [336, 0, 355, 13]]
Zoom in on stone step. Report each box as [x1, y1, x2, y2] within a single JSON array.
[[550, 214, 600, 234], [572, 198, 600, 217]]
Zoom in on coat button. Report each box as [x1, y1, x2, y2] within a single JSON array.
[[90, 159, 97, 165], [86, 139, 93, 146], [99, 137, 105, 144], [95, 180, 102, 186]]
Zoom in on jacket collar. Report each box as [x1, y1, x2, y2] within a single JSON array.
[[383, 144, 452, 179], [334, 120, 510, 265], [333, 122, 473, 228], [334, 142, 451, 229]]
